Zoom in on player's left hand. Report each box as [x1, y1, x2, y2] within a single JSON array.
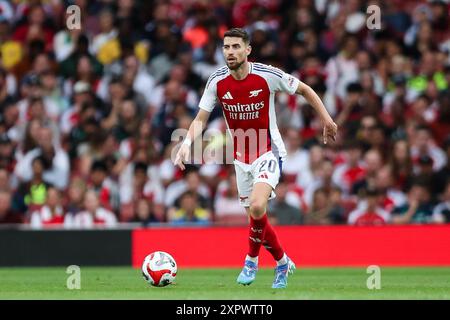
[[323, 119, 338, 145]]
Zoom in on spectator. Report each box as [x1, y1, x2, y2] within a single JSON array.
[[132, 198, 163, 226], [268, 178, 304, 225], [332, 140, 366, 195], [411, 125, 447, 172], [295, 144, 325, 190], [281, 127, 310, 185], [352, 149, 384, 195], [214, 171, 246, 225], [64, 177, 87, 217], [392, 180, 434, 224], [325, 33, 359, 100], [336, 82, 364, 136], [91, 7, 119, 64], [30, 187, 65, 229], [120, 54, 156, 106], [432, 180, 450, 224], [59, 34, 103, 81], [0, 133, 16, 174], [305, 187, 346, 225], [348, 188, 390, 226], [113, 99, 141, 141], [389, 139, 413, 190], [65, 189, 117, 229], [0, 68, 16, 111], [304, 158, 339, 209], [356, 115, 379, 152], [165, 166, 210, 208], [0, 188, 23, 224], [12, 4, 55, 52], [17, 74, 60, 124], [0, 168, 11, 190], [432, 137, 450, 196], [13, 156, 52, 214], [87, 159, 119, 212], [115, 120, 162, 174], [14, 124, 70, 190], [76, 129, 119, 179], [374, 165, 407, 214], [167, 190, 211, 225], [119, 161, 165, 222], [430, 91, 450, 146], [60, 80, 95, 136]]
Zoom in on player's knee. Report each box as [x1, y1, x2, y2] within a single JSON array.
[[249, 199, 266, 217]]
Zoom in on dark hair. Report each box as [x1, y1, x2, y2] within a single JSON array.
[[416, 93, 431, 104], [32, 155, 51, 170], [134, 162, 148, 174], [90, 160, 108, 173], [364, 187, 381, 197], [223, 28, 250, 44], [415, 124, 431, 133], [347, 82, 363, 93]]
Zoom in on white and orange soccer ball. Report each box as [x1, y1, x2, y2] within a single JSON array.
[[142, 251, 177, 287]]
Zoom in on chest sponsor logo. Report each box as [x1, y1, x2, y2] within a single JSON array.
[[222, 101, 265, 120]]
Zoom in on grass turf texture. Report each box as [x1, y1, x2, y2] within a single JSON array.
[[0, 267, 449, 299]]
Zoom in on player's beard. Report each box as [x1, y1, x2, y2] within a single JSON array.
[[226, 58, 245, 70]]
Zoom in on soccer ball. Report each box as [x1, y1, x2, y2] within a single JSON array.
[[141, 251, 177, 287]]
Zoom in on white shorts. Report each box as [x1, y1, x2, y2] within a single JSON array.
[[234, 151, 282, 207]]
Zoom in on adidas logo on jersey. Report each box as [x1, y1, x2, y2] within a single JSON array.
[[222, 91, 233, 99], [258, 173, 269, 179]]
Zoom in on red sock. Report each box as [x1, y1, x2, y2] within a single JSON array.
[[263, 221, 285, 261], [248, 214, 268, 257]]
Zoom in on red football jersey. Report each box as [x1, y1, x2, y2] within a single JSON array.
[[199, 63, 300, 164]]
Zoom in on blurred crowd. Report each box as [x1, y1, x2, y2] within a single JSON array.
[[0, 0, 449, 229]]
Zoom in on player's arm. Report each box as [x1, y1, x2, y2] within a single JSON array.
[[174, 109, 211, 170], [296, 81, 338, 144]]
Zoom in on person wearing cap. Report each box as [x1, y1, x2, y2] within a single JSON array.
[[59, 80, 93, 136]]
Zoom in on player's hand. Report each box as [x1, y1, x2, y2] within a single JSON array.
[[174, 144, 190, 170], [323, 119, 338, 145]]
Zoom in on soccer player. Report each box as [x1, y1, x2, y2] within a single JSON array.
[[174, 28, 338, 288]]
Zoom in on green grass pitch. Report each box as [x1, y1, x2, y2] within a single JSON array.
[[0, 267, 449, 299]]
